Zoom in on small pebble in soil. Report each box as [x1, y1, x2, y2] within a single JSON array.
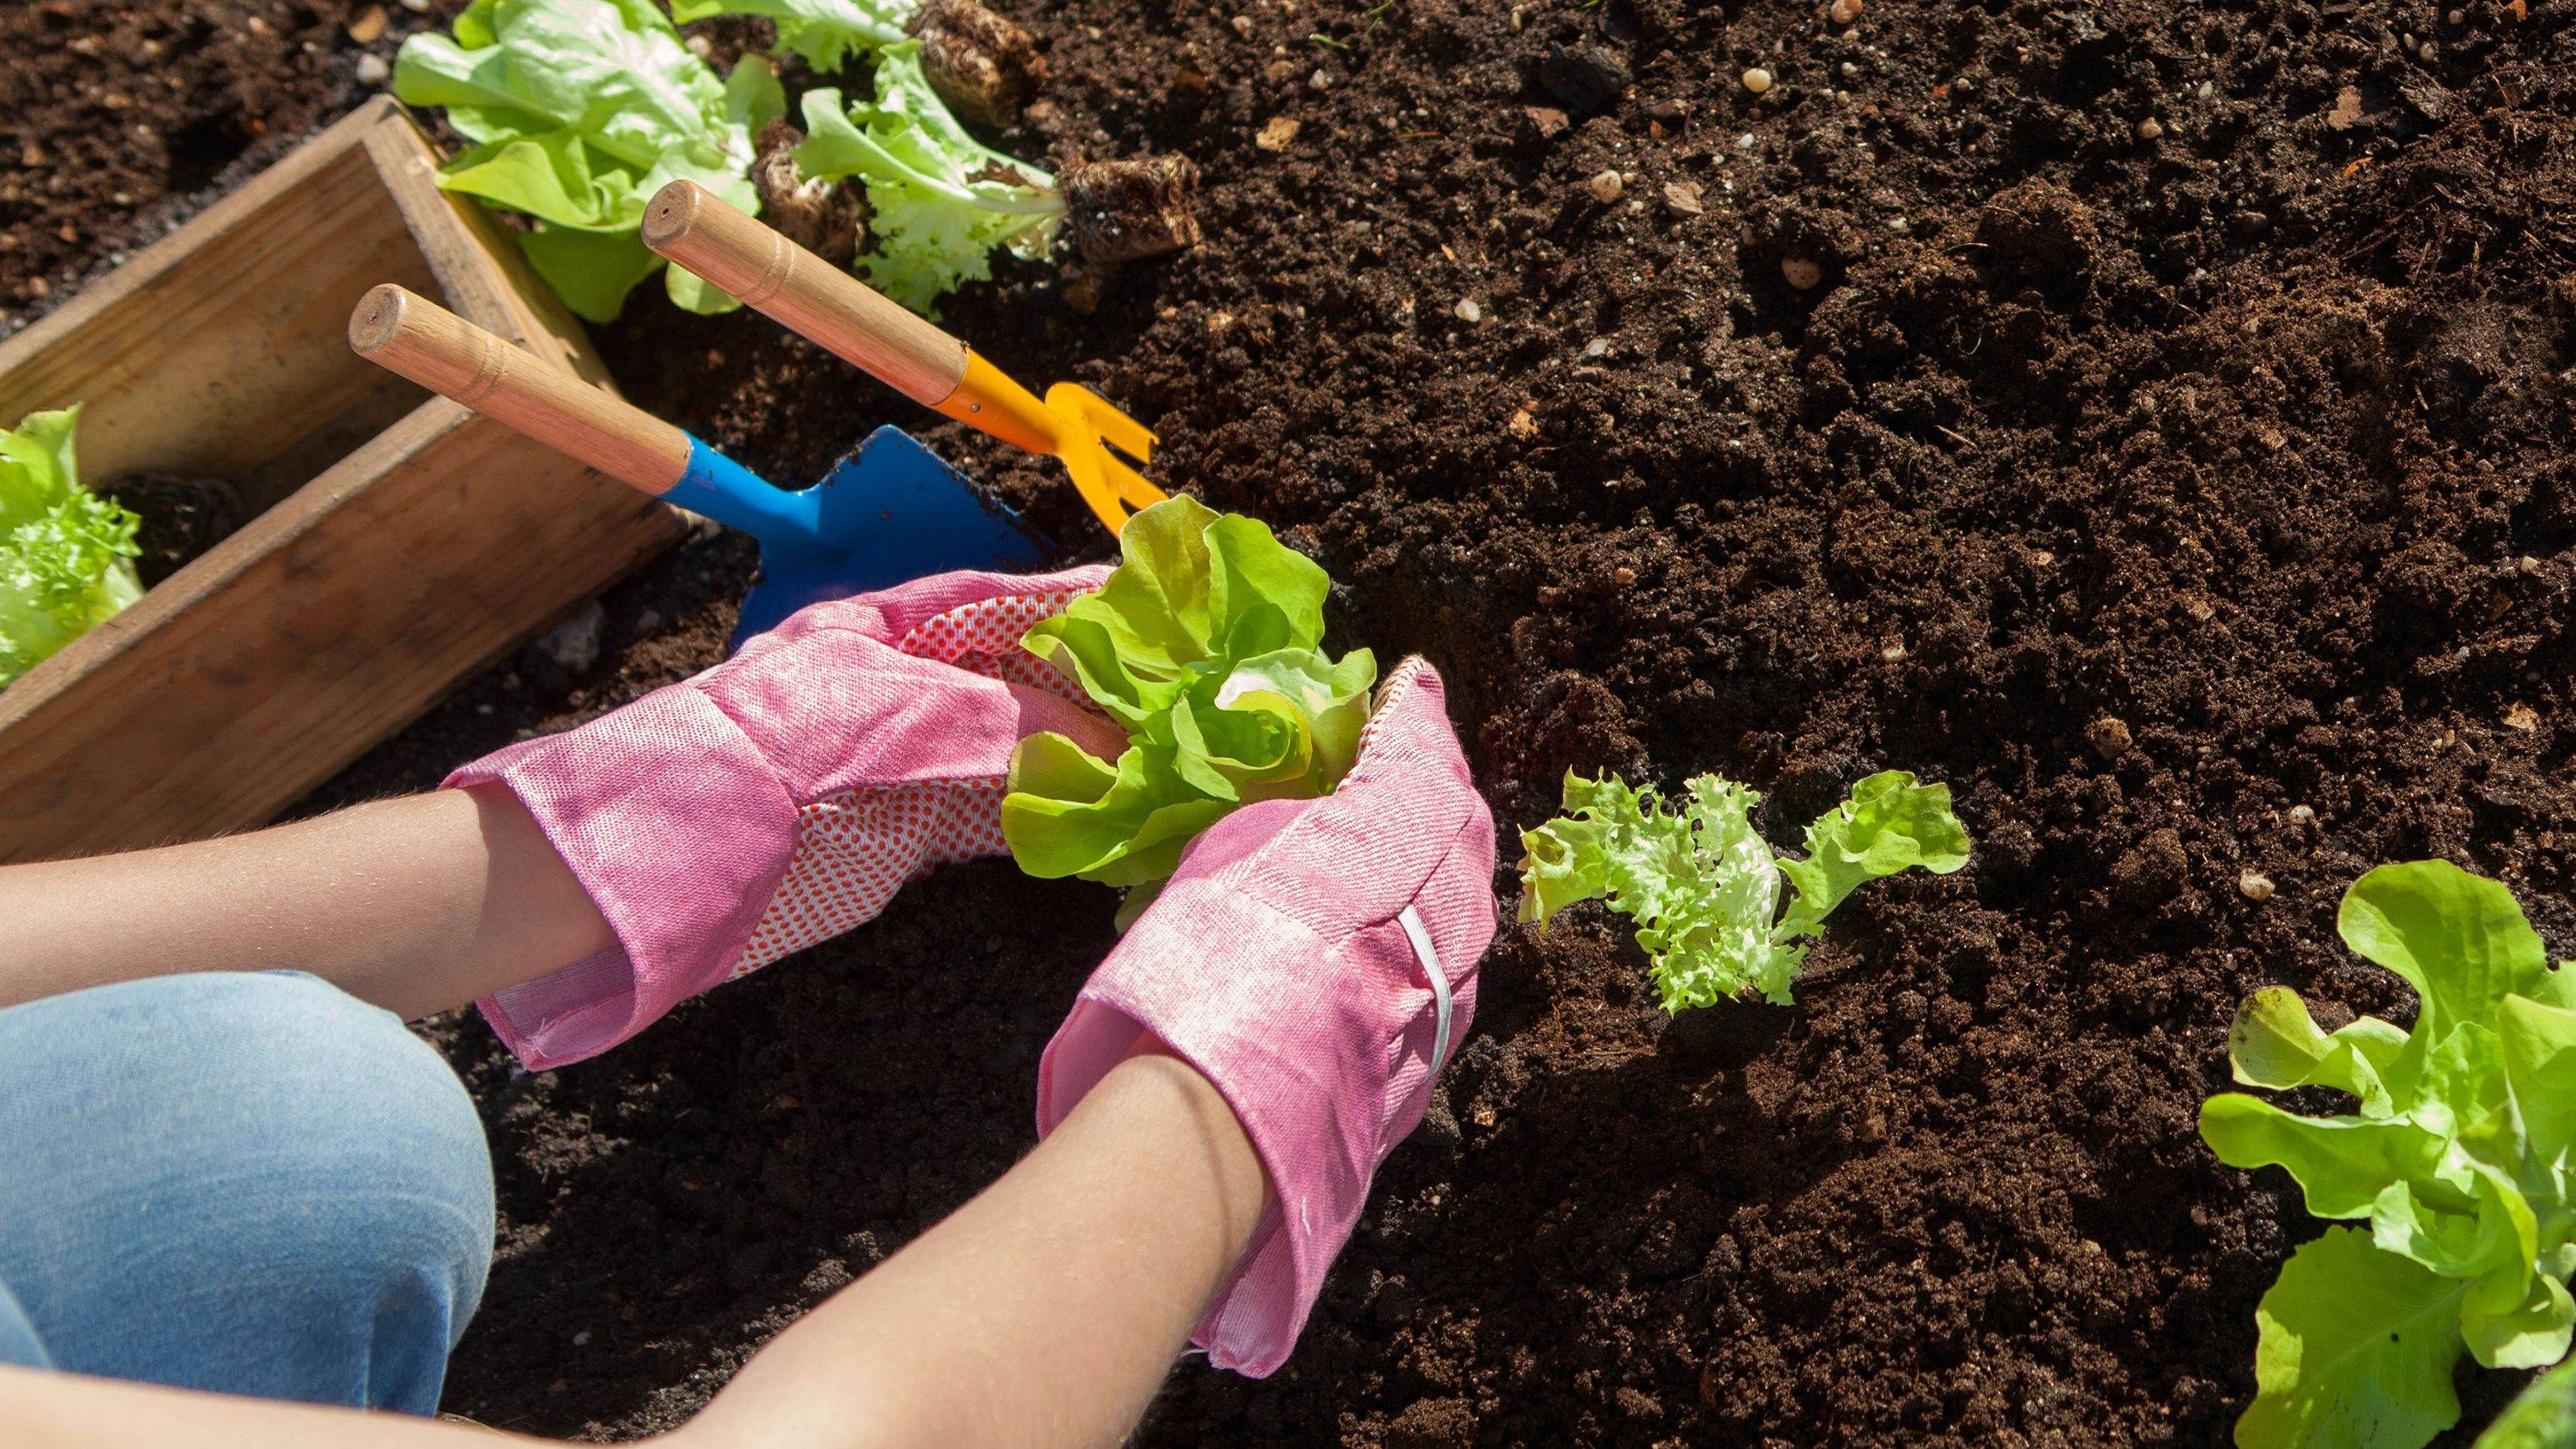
[[2289, 804, 2316, 826], [686, 34, 712, 57], [2136, 117, 2163, 141], [2519, 554, 2544, 574], [536, 600, 607, 675], [1587, 168, 1624, 203], [402, 0, 430, 10], [2239, 871, 2276, 902], [2420, 41, 2438, 59], [1613, 566, 1636, 586], [2196, 80, 2216, 100], [1879, 640, 1908, 662], [1841, 61, 1861, 78], [1583, 336, 1611, 358], [1454, 298, 1482, 323], [355, 53, 390, 84], [1664, 181, 1705, 216], [1309, 68, 1330, 90], [1740, 67, 1774, 94], [572, 1331, 592, 1347], [2085, 715, 2133, 761], [1231, 13, 1254, 36], [346, 5, 388, 42], [1256, 116, 1298, 150], [1779, 256, 1822, 289], [1827, 0, 1863, 22]]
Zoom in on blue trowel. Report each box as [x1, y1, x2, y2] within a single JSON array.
[[348, 284, 1050, 644]]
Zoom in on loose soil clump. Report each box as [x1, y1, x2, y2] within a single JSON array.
[[96, 470, 242, 584], [13, 0, 2576, 1444]]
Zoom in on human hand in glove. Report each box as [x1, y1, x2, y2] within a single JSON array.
[[449, 566, 1125, 1070], [1035, 655, 1500, 1375]]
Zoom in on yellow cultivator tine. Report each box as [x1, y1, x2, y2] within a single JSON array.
[[1048, 385, 1166, 526], [1054, 384, 1159, 468]]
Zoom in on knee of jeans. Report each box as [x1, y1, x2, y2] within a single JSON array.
[[158, 973, 497, 1332]]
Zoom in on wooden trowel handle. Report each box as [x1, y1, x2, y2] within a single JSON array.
[[347, 284, 693, 495], [642, 180, 970, 409]]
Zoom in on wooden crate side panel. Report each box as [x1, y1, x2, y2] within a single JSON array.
[[0, 402, 678, 862], [0, 122, 438, 494], [360, 109, 618, 389]]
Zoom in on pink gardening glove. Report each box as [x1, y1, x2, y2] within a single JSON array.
[[449, 566, 1123, 1070], [1034, 657, 1498, 1376]]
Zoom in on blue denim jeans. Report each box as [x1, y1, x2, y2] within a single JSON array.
[[0, 971, 494, 1414]]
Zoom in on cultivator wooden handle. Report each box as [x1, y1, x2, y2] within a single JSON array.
[[642, 181, 970, 413], [642, 179, 1166, 539], [347, 283, 693, 495]]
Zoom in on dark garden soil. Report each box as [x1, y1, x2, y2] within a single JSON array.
[[14, 0, 2576, 1443]]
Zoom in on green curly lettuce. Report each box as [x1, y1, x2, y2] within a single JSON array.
[[668, 0, 914, 72], [392, 0, 784, 321], [1518, 769, 1969, 1010], [1002, 495, 1375, 906], [0, 405, 144, 688], [2201, 861, 2576, 1449], [790, 41, 1060, 315]]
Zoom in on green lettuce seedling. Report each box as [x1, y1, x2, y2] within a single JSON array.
[[790, 42, 1061, 315], [392, 0, 784, 321], [1002, 495, 1374, 916], [2201, 861, 2576, 1449], [0, 404, 143, 688], [1518, 770, 1969, 1010]]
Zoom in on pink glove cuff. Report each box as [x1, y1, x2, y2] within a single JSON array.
[[1035, 807, 1490, 1376], [450, 684, 802, 1069], [455, 565, 1117, 1073]]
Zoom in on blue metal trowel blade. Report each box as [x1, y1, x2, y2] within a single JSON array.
[[660, 426, 1055, 648]]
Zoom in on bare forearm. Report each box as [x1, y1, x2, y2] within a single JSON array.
[[0, 787, 613, 1020], [681, 1044, 1269, 1449]]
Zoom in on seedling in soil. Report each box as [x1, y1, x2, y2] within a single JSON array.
[[673, 0, 1049, 127], [0, 404, 143, 688], [792, 43, 1200, 312], [1518, 770, 1970, 1010], [1002, 494, 1375, 923], [2201, 861, 2576, 1449], [393, 0, 782, 321]]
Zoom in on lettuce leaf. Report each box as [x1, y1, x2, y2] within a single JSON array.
[[668, 0, 912, 72], [790, 42, 1060, 315], [0, 405, 144, 687], [2201, 861, 2576, 1449], [2241, 1227, 2468, 1449], [1517, 769, 1969, 1009], [1002, 495, 1375, 896], [393, 0, 783, 320], [2477, 1349, 2576, 1447]]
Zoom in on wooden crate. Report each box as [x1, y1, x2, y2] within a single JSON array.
[[0, 97, 685, 862]]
